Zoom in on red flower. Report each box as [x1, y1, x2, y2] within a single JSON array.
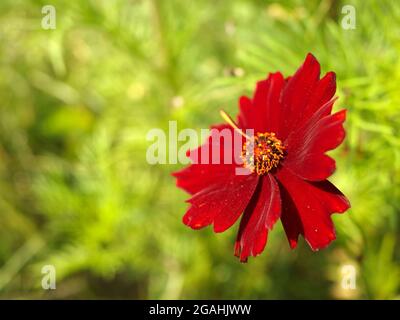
[[173, 53, 350, 262]]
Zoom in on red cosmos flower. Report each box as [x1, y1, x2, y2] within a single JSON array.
[[173, 53, 350, 262]]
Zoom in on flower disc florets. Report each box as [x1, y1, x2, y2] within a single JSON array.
[[241, 132, 285, 175]]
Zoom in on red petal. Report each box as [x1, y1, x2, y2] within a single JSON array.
[[234, 174, 281, 262], [284, 108, 347, 181], [286, 71, 337, 130], [278, 180, 303, 249], [237, 96, 252, 130], [237, 72, 285, 134], [173, 161, 234, 195], [276, 167, 350, 250], [172, 124, 245, 194], [306, 71, 336, 117], [185, 173, 259, 232], [173, 124, 259, 232], [264, 72, 285, 134], [280, 53, 321, 140]]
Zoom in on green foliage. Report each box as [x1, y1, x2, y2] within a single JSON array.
[[0, 0, 398, 299]]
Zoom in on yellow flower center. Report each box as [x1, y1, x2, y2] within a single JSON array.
[[241, 132, 285, 175]]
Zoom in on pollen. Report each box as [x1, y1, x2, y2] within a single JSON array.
[[241, 132, 285, 175]]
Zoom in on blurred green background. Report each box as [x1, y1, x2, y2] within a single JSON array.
[[0, 0, 399, 299]]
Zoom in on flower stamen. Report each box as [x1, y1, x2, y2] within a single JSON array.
[[241, 132, 285, 175], [220, 110, 285, 175], [219, 110, 252, 140]]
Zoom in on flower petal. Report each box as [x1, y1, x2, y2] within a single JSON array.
[[276, 167, 350, 250], [284, 107, 347, 181], [237, 96, 253, 130], [172, 124, 244, 194], [234, 174, 281, 262], [280, 53, 321, 140], [278, 180, 303, 249], [173, 160, 234, 195], [264, 72, 285, 134], [238, 72, 285, 134], [306, 71, 336, 117], [184, 173, 259, 233], [173, 124, 259, 232]]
